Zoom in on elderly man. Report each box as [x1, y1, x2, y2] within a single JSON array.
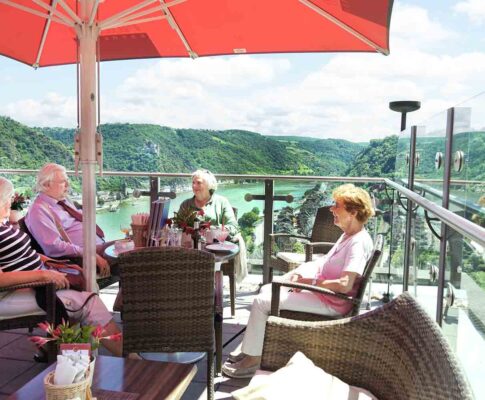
[[25, 163, 111, 277]]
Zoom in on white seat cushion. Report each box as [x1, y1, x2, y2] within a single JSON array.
[[232, 351, 378, 400], [0, 288, 46, 321]]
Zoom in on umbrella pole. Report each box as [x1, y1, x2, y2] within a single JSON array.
[[78, 0, 99, 292]]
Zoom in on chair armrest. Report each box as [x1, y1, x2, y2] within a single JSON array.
[[304, 241, 335, 261], [269, 233, 310, 240], [0, 281, 55, 293], [270, 279, 356, 316]]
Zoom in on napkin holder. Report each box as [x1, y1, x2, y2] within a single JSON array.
[[131, 223, 148, 248]]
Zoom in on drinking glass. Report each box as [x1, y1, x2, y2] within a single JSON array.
[[215, 227, 229, 243], [151, 229, 163, 247], [120, 224, 131, 239]]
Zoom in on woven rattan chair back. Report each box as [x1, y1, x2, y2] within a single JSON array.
[[262, 292, 473, 400], [119, 247, 215, 400], [279, 233, 383, 321], [310, 206, 342, 245]]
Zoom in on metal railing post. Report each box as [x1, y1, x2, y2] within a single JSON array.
[[403, 126, 417, 291], [262, 179, 274, 284], [149, 176, 159, 205], [436, 108, 454, 325]]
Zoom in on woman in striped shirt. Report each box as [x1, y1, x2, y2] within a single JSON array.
[[0, 177, 122, 356]]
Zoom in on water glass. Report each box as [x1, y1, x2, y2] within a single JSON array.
[[151, 229, 163, 247], [215, 227, 229, 243]]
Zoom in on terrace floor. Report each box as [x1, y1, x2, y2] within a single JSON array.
[[0, 275, 262, 400], [4, 276, 468, 399]]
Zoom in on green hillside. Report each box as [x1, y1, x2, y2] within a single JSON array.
[[39, 123, 364, 176], [0, 117, 73, 169], [345, 135, 398, 177]]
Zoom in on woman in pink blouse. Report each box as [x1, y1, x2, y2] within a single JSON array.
[[222, 184, 375, 378]]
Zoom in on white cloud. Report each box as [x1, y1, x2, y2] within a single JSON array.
[[454, 0, 485, 25], [0, 92, 76, 127]]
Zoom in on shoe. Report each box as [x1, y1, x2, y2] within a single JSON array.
[[227, 352, 246, 363], [222, 362, 259, 379]]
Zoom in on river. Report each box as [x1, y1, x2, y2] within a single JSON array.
[[97, 182, 322, 241]]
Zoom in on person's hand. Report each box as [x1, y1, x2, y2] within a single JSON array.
[[95, 254, 111, 277], [42, 270, 69, 290]]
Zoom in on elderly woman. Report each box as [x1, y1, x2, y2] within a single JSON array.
[[0, 177, 122, 356], [178, 169, 239, 239], [222, 184, 375, 378]]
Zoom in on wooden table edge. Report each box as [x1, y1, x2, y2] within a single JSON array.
[[166, 363, 198, 400]]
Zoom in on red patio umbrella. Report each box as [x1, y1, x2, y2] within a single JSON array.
[[0, 0, 394, 290]]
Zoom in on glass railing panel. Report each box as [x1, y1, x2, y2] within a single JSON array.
[[448, 99, 485, 398], [393, 126, 411, 185], [411, 115, 447, 316]]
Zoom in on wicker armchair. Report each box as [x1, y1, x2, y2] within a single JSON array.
[[118, 247, 215, 400], [269, 206, 342, 281], [0, 281, 57, 362], [18, 217, 118, 290], [261, 292, 473, 400], [270, 234, 384, 321]]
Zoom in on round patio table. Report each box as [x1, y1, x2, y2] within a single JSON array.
[[104, 241, 239, 370]]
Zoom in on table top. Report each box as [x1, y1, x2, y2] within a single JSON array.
[[104, 242, 239, 264], [8, 355, 197, 400]]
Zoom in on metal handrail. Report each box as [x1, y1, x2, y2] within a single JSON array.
[[385, 178, 485, 247], [0, 168, 384, 182], [1, 168, 482, 247]]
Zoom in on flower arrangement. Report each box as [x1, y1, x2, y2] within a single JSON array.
[[168, 208, 211, 234], [29, 319, 122, 352], [11, 192, 28, 211]]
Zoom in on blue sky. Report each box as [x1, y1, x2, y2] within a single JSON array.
[[1, 0, 484, 142]]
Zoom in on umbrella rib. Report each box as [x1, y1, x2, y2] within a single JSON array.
[[100, 4, 165, 30], [32, 0, 76, 26], [57, 0, 82, 25], [88, 0, 100, 26], [299, 0, 389, 55], [159, 0, 196, 58], [0, 0, 72, 27], [33, 0, 59, 68], [105, 16, 167, 31], [98, 0, 158, 30]]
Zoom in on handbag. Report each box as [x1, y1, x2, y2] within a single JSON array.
[[42, 256, 86, 292]]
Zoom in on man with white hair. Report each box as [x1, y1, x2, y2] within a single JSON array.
[[25, 163, 110, 276]]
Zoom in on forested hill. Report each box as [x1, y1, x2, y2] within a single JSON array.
[[345, 135, 398, 177], [1, 116, 400, 183], [0, 117, 73, 169], [38, 123, 365, 176]]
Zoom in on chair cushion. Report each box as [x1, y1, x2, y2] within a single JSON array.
[[232, 351, 378, 400], [0, 289, 46, 321]]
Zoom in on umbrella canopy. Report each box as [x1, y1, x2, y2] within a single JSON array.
[[1, 0, 393, 67], [0, 0, 394, 290]]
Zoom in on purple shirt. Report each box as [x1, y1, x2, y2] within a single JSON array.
[[25, 192, 103, 258]]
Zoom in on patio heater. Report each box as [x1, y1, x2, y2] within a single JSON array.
[[382, 100, 421, 303], [389, 101, 421, 132]]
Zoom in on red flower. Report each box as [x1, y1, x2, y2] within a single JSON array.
[[91, 325, 104, 340], [29, 335, 55, 348], [166, 218, 173, 227], [104, 333, 122, 342], [197, 209, 205, 216]]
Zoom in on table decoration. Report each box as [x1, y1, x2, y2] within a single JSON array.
[[30, 320, 122, 399], [9, 192, 28, 224]]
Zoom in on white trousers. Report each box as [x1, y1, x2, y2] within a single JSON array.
[[241, 262, 340, 357]]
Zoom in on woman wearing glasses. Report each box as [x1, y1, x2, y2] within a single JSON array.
[[222, 183, 375, 378]]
